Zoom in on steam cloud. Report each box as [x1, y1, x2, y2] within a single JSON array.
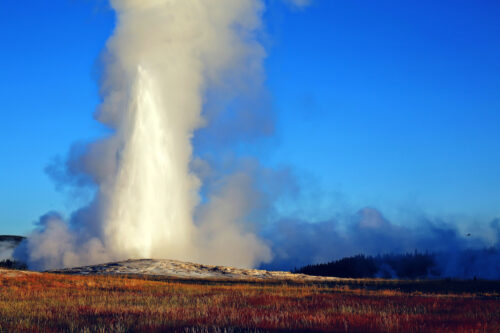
[[18, 0, 287, 270], [262, 208, 500, 279], [1, 242, 17, 261]]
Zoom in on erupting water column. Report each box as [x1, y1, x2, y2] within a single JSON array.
[[102, 66, 197, 259]]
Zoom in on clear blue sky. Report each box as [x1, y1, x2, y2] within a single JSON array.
[[1, 0, 499, 235]]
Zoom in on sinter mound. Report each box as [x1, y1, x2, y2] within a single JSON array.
[[48, 258, 342, 281]]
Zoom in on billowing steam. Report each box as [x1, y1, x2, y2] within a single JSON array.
[[262, 208, 500, 279], [18, 0, 286, 270]]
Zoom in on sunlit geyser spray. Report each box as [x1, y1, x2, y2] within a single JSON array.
[[20, 0, 272, 270]]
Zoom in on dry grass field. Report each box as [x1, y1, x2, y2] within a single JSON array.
[[1, 269, 499, 332]]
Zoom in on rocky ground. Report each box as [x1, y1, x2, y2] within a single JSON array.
[[47, 258, 342, 281], [0, 268, 39, 278]]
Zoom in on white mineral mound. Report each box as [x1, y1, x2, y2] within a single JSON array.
[[48, 259, 340, 281]]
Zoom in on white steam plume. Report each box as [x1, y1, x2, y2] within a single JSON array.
[[20, 0, 274, 270]]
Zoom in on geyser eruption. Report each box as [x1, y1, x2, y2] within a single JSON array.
[[19, 0, 273, 270], [103, 66, 195, 260]]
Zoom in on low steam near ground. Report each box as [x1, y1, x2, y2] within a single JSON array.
[[0, 236, 25, 261], [12, 206, 500, 279], [0, 242, 17, 261], [261, 208, 500, 279]]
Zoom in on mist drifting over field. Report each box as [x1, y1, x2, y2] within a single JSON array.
[[13, 0, 500, 279]]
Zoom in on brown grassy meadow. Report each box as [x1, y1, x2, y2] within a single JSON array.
[[1, 270, 499, 332]]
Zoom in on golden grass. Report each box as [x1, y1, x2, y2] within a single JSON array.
[[0, 270, 499, 332]]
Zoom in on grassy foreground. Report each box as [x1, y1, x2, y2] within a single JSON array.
[[1, 270, 499, 332]]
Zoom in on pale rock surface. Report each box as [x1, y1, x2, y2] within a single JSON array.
[[48, 259, 341, 281]]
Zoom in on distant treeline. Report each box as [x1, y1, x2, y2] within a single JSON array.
[[295, 252, 440, 279], [0, 259, 27, 270], [0, 235, 25, 243]]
